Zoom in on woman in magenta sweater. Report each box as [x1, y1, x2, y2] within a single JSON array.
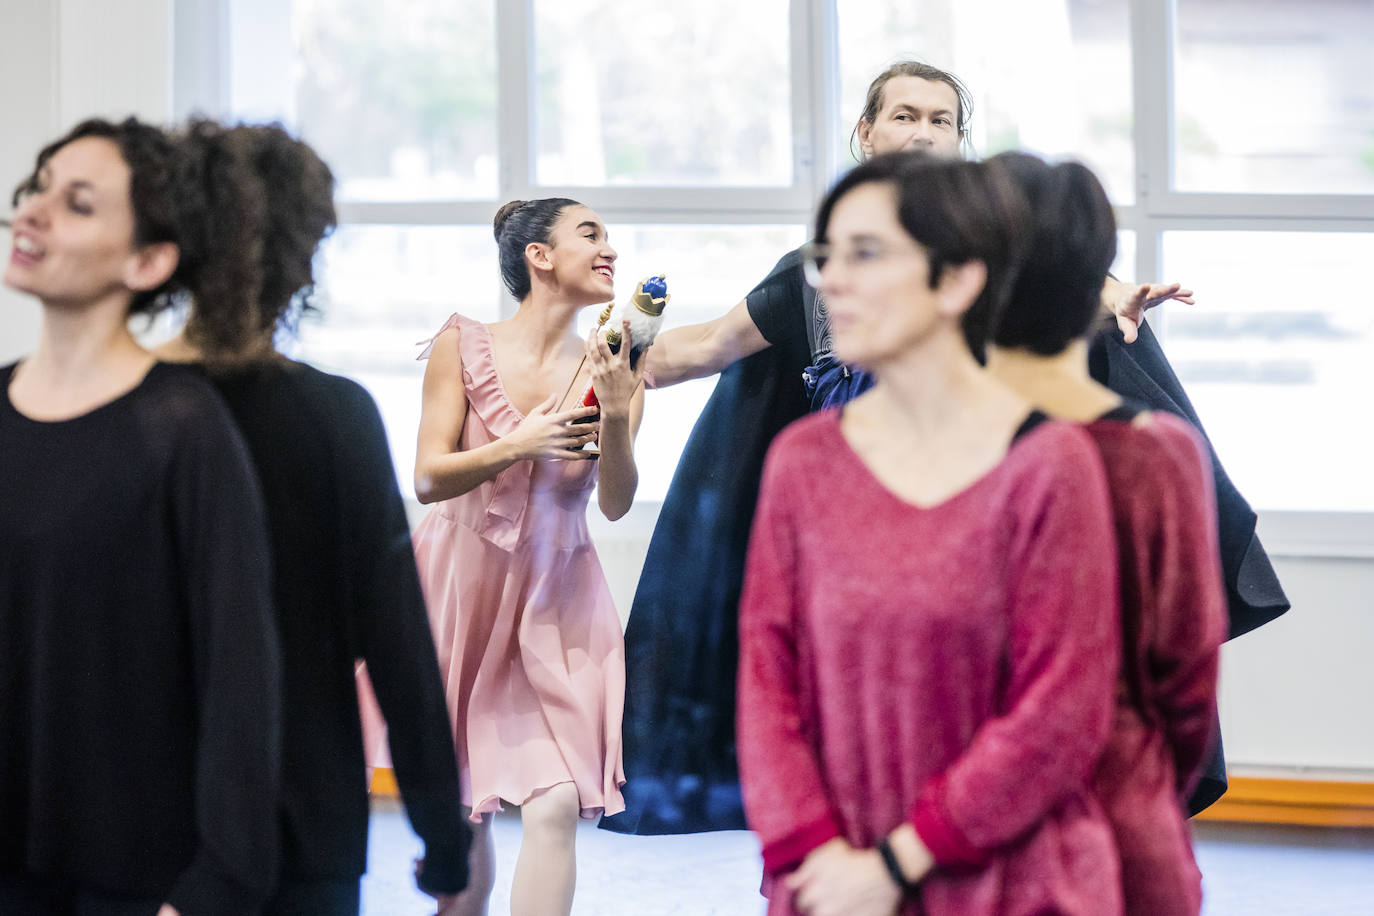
[[736, 152, 1123, 916], [985, 152, 1226, 916]]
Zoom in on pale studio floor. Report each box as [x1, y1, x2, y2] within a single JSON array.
[[360, 798, 1374, 915]]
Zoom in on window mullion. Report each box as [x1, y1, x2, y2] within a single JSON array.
[[496, 0, 533, 203], [1129, 0, 1171, 342], [793, 0, 841, 205], [494, 0, 533, 317], [1149, 193, 1374, 222], [1130, 0, 1175, 214]]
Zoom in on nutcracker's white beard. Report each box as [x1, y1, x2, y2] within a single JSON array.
[[604, 300, 666, 367]]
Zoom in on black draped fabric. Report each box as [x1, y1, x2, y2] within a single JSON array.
[[605, 273, 1286, 833], [1189, 720, 1230, 816], [602, 253, 810, 834]]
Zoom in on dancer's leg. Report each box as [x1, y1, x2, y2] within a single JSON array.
[[510, 782, 580, 916]]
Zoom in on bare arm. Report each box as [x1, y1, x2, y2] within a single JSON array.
[[596, 388, 645, 521], [1100, 276, 1196, 343], [643, 299, 771, 388], [586, 320, 645, 520], [413, 326, 598, 504]]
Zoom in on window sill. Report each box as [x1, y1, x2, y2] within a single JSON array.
[[1256, 511, 1374, 560]]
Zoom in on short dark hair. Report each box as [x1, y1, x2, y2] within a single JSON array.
[[13, 117, 193, 316], [813, 151, 1028, 360], [851, 59, 974, 160], [492, 198, 582, 300], [987, 152, 1116, 356]]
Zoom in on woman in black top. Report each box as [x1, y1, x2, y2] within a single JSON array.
[[155, 120, 470, 914], [0, 119, 282, 914]]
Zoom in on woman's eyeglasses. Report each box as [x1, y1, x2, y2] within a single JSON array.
[[800, 239, 918, 288], [799, 241, 828, 287]]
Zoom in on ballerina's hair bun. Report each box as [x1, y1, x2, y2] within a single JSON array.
[[492, 197, 582, 300], [493, 199, 528, 242]]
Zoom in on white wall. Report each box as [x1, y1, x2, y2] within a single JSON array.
[[0, 0, 173, 363], [0, 1, 57, 362], [7, 0, 1371, 781], [1219, 551, 1374, 776], [55, 0, 174, 124]]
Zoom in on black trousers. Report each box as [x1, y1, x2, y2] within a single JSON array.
[[262, 877, 361, 916], [0, 872, 161, 915], [0, 872, 361, 916]]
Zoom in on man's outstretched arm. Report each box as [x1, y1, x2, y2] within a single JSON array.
[[643, 299, 771, 388]]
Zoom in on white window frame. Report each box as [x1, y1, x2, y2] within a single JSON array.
[[1125, 0, 1374, 555], [174, 0, 1374, 555]]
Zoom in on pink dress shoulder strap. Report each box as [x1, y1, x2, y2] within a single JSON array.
[[416, 314, 532, 550], [417, 314, 522, 436]]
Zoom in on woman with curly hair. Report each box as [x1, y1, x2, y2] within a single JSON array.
[[0, 118, 281, 915], [155, 120, 471, 914]]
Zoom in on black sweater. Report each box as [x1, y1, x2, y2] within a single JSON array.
[[204, 359, 469, 894], [0, 361, 282, 915]]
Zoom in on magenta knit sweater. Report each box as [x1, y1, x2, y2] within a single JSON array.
[[1087, 413, 1226, 916], [738, 411, 1123, 916]]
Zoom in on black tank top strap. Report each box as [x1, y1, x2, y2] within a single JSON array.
[[1010, 409, 1051, 444], [1096, 397, 1151, 423], [1097, 404, 1140, 423]]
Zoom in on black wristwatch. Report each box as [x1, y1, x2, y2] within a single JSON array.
[[876, 836, 920, 897]]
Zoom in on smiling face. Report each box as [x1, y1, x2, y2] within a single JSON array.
[[536, 204, 618, 305], [856, 76, 964, 159], [5, 136, 162, 310]]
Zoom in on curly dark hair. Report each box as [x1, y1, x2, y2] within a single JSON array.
[[175, 117, 268, 358], [228, 123, 337, 338], [175, 120, 335, 359], [12, 117, 197, 316]]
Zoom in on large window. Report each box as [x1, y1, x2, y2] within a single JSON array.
[[304, 225, 501, 488], [532, 1, 794, 187], [294, 0, 498, 201], [1173, 0, 1374, 195], [209, 0, 814, 502], [186, 0, 1374, 523], [837, 0, 1135, 203], [1161, 231, 1374, 512], [1148, 0, 1374, 513]]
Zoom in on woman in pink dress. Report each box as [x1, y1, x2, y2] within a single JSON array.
[[737, 153, 1124, 916], [411, 197, 642, 916]]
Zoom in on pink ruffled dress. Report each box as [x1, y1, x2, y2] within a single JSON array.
[[363, 313, 626, 822]]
